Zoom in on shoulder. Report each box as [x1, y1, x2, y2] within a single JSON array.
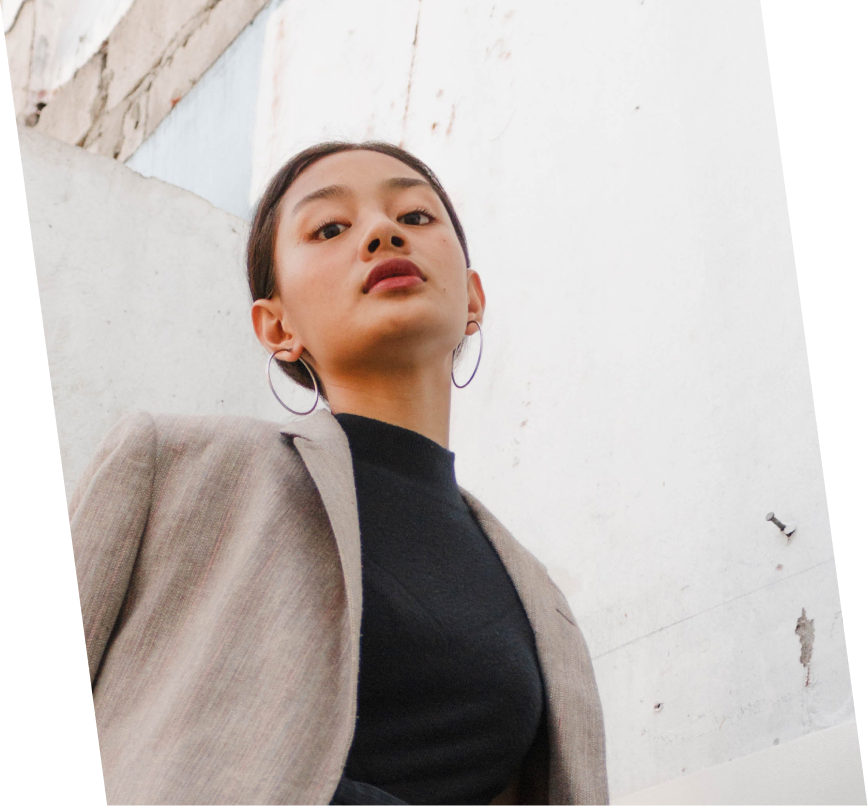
[[104, 410, 299, 467], [148, 411, 285, 445], [110, 411, 314, 500], [124, 411, 286, 455]]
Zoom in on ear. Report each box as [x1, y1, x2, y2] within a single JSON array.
[[251, 296, 304, 361], [466, 269, 486, 333]]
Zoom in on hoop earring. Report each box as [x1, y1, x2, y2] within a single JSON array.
[[267, 351, 320, 415], [452, 320, 483, 388]]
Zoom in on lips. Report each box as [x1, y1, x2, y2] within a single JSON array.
[[363, 258, 424, 293]]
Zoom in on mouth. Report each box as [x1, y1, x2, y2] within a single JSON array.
[[363, 258, 425, 294]]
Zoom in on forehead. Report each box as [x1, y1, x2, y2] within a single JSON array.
[[281, 150, 432, 210]]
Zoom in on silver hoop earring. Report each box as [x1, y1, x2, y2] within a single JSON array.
[[452, 320, 483, 388], [267, 351, 320, 415]]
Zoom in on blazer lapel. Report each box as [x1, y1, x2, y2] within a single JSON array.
[[458, 488, 556, 796], [279, 409, 363, 663]]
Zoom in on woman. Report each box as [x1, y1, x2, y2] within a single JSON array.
[[69, 141, 608, 805]]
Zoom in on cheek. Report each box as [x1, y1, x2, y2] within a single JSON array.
[[271, 256, 305, 314], [434, 232, 465, 275], [276, 257, 347, 333], [444, 232, 467, 273]]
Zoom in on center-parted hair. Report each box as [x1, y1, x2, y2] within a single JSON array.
[[247, 141, 472, 401]]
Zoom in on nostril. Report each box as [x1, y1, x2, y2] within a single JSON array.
[[367, 238, 380, 253], [391, 236, 404, 247]]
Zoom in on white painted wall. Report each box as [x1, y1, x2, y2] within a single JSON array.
[[23, 0, 865, 801], [792, 223, 868, 416]]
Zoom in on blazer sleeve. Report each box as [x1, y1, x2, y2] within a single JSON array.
[[68, 410, 157, 685]]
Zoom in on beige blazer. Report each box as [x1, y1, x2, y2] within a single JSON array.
[[69, 408, 608, 805]]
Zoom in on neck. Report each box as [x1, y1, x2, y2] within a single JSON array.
[[320, 357, 453, 449]]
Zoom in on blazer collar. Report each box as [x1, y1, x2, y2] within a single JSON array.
[[277, 407, 547, 636], [278, 406, 552, 660], [278, 406, 345, 445]]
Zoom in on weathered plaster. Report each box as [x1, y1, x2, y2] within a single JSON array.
[[34, 42, 106, 143], [3, 0, 34, 118], [14, 0, 268, 160]]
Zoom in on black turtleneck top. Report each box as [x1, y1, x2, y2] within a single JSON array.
[[331, 412, 546, 806]]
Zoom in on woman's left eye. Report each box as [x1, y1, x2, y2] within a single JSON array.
[[401, 208, 434, 226]]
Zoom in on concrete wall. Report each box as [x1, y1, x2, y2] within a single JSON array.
[[18, 127, 311, 502], [18, 0, 865, 802]]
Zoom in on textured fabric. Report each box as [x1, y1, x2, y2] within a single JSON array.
[[69, 408, 609, 804], [330, 775, 409, 805], [333, 412, 545, 805]]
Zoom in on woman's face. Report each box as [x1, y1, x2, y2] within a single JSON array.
[[260, 149, 484, 383]]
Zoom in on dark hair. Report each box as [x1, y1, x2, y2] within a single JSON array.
[[247, 140, 472, 401]]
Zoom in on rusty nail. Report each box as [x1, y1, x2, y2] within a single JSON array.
[[766, 512, 796, 538]]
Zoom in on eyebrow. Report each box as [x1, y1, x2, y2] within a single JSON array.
[[291, 176, 432, 215]]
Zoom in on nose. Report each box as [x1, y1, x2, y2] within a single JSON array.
[[359, 214, 408, 259], [368, 234, 405, 253]]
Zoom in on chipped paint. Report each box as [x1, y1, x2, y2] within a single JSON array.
[[795, 607, 815, 686]]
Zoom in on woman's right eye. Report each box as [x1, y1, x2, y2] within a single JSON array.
[[313, 221, 349, 240]]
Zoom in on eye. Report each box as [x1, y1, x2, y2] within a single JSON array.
[[401, 207, 434, 227], [311, 220, 348, 241], [311, 207, 436, 241]]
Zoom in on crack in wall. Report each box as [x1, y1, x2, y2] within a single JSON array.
[[75, 41, 110, 146], [399, 0, 422, 148]]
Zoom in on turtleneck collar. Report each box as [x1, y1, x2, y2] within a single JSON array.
[[333, 412, 458, 492]]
